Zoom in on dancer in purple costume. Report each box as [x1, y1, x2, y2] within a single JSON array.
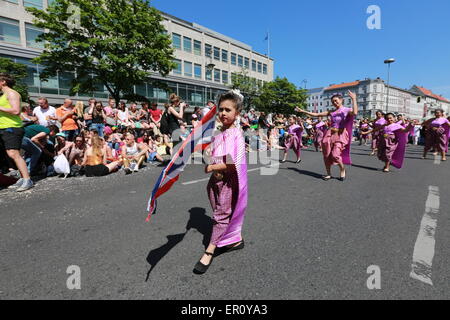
[[422, 109, 450, 161], [281, 115, 303, 163]]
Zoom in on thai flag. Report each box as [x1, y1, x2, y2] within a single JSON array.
[[146, 106, 217, 221]]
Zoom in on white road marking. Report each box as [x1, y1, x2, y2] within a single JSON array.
[[410, 186, 440, 286], [182, 163, 279, 185]]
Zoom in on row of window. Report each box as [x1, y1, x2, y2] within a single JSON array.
[[172, 59, 229, 84], [172, 33, 268, 75], [3, 0, 55, 10], [0, 16, 44, 48]]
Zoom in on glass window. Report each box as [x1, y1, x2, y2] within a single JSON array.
[[194, 64, 202, 79], [214, 69, 220, 83], [222, 71, 228, 84], [173, 59, 182, 75], [25, 24, 44, 49], [205, 69, 212, 81], [263, 64, 267, 75], [257, 62, 262, 73], [184, 61, 192, 77], [222, 49, 228, 63], [24, 0, 43, 9], [213, 47, 220, 61], [58, 71, 74, 95], [183, 37, 192, 53], [172, 33, 181, 49], [244, 57, 249, 69], [238, 55, 243, 67], [194, 40, 201, 56], [231, 53, 237, 65], [205, 44, 212, 58], [0, 17, 21, 45], [252, 60, 257, 72]]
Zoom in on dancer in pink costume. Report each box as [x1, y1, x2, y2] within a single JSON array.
[[296, 90, 358, 181], [313, 118, 327, 152], [194, 90, 248, 275], [422, 109, 450, 161], [281, 116, 303, 163], [369, 111, 386, 156]]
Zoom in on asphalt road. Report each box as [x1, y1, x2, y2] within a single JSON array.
[[0, 143, 449, 300]]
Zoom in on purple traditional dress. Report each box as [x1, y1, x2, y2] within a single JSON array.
[[284, 124, 303, 159], [322, 107, 354, 166], [360, 123, 371, 141], [377, 123, 409, 168], [425, 117, 450, 153], [371, 118, 387, 150], [314, 121, 327, 150], [207, 127, 248, 248]]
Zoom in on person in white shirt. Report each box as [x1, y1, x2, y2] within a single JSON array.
[[202, 100, 215, 118], [33, 97, 57, 127]]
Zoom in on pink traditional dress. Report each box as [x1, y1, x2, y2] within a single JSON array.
[[322, 107, 354, 166], [360, 123, 371, 141], [314, 121, 327, 150], [377, 123, 409, 168], [425, 117, 450, 153], [371, 118, 387, 149], [284, 124, 303, 158], [207, 127, 248, 248]]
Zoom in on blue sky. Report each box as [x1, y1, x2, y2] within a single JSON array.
[[152, 0, 450, 98]]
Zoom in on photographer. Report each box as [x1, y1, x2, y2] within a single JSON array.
[[166, 93, 187, 145]]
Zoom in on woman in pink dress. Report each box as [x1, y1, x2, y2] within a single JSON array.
[[281, 116, 303, 163], [368, 111, 386, 155], [364, 113, 414, 172], [422, 109, 450, 161], [313, 117, 327, 152], [194, 90, 248, 275], [359, 119, 371, 146], [296, 91, 358, 181]]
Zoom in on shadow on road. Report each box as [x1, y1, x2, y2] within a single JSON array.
[[282, 167, 324, 180], [351, 163, 380, 171], [145, 207, 212, 281]]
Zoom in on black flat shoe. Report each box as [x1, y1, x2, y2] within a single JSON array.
[[225, 240, 245, 253], [338, 176, 346, 181], [193, 252, 214, 275]]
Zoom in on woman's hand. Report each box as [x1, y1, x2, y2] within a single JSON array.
[[348, 90, 357, 101], [295, 107, 304, 113], [205, 164, 212, 174]]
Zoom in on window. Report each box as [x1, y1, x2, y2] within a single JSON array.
[[214, 69, 220, 82], [213, 47, 220, 61], [205, 69, 212, 81], [222, 71, 228, 84], [173, 59, 182, 75], [244, 57, 249, 69], [24, 0, 43, 9], [222, 49, 228, 63], [183, 37, 192, 53], [231, 53, 237, 65], [184, 61, 192, 77], [194, 64, 202, 79], [252, 60, 257, 72], [263, 64, 267, 75], [172, 33, 181, 49], [205, 44, 212, 57], [0, 17, 20, 45], [194, 40, 201, 56], [25, 24, 44, 48], [238, 55, 243, 67], [257, 62, 262, 73]]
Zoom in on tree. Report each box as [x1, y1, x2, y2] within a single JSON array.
[[0, 57, 30, 103], [27, 0, 176, 106], [254, 77, 307, 115], [230, 69, 260, 110]]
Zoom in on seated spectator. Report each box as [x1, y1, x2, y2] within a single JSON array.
[[116, 102, 132, 129], [83, 98, 96, 129], [139, 132, 164, 164], [68, 135, 86, 166], [82, 135, 122, 177], [55, 132, 74, 159], [33, 97, 57, 127], [56, 98, 79, 141], [191, 114, 199, 128], [89, 102, 106, 138], [154, 134, 172, 156], [73, 101, 86, 130], [121, 132, 148, 174], [20, 104, 38, 125]]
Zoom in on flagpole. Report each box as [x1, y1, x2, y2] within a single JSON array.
[[267, 31, 270, 58]]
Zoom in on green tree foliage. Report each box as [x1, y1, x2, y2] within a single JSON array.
[[254, 77, 307, 115], [0, 57, 30, 103], [230, 69, 261, 110], [27, 0, 176, 105]]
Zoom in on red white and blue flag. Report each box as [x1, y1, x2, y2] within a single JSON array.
[[146, 106, 217, 221]]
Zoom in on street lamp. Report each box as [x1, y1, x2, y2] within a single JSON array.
[[204, 60, 215, 103], [302, 79, 307, 90], [384, 58, 395, 113]]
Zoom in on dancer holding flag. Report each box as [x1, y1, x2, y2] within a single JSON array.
[[194, 90, 248, 275], [422, 109, 450, 161], [296, 91, 358, 181], [364, 113, 414, 172]]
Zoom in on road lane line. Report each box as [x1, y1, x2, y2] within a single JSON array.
[[434, 155, 441, 165], [410, 186, 440, 286]]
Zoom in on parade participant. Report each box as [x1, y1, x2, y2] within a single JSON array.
[[0, 73, 33, 192], [296, 90, 358, 181], [368, 111, 386, 155], [313, 117, 327, 152], [364, 113, 414, 172], [422, 109, 450, 161], [194, 90, 248, 275], [359, 119, 371, 146], [281, 116, 303, 163]]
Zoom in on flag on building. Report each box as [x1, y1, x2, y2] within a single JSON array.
[[146, 106, 217, 222]]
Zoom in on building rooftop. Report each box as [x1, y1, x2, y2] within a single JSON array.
[[325, 81, 360, 91], [414, 86, 450, 103]]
